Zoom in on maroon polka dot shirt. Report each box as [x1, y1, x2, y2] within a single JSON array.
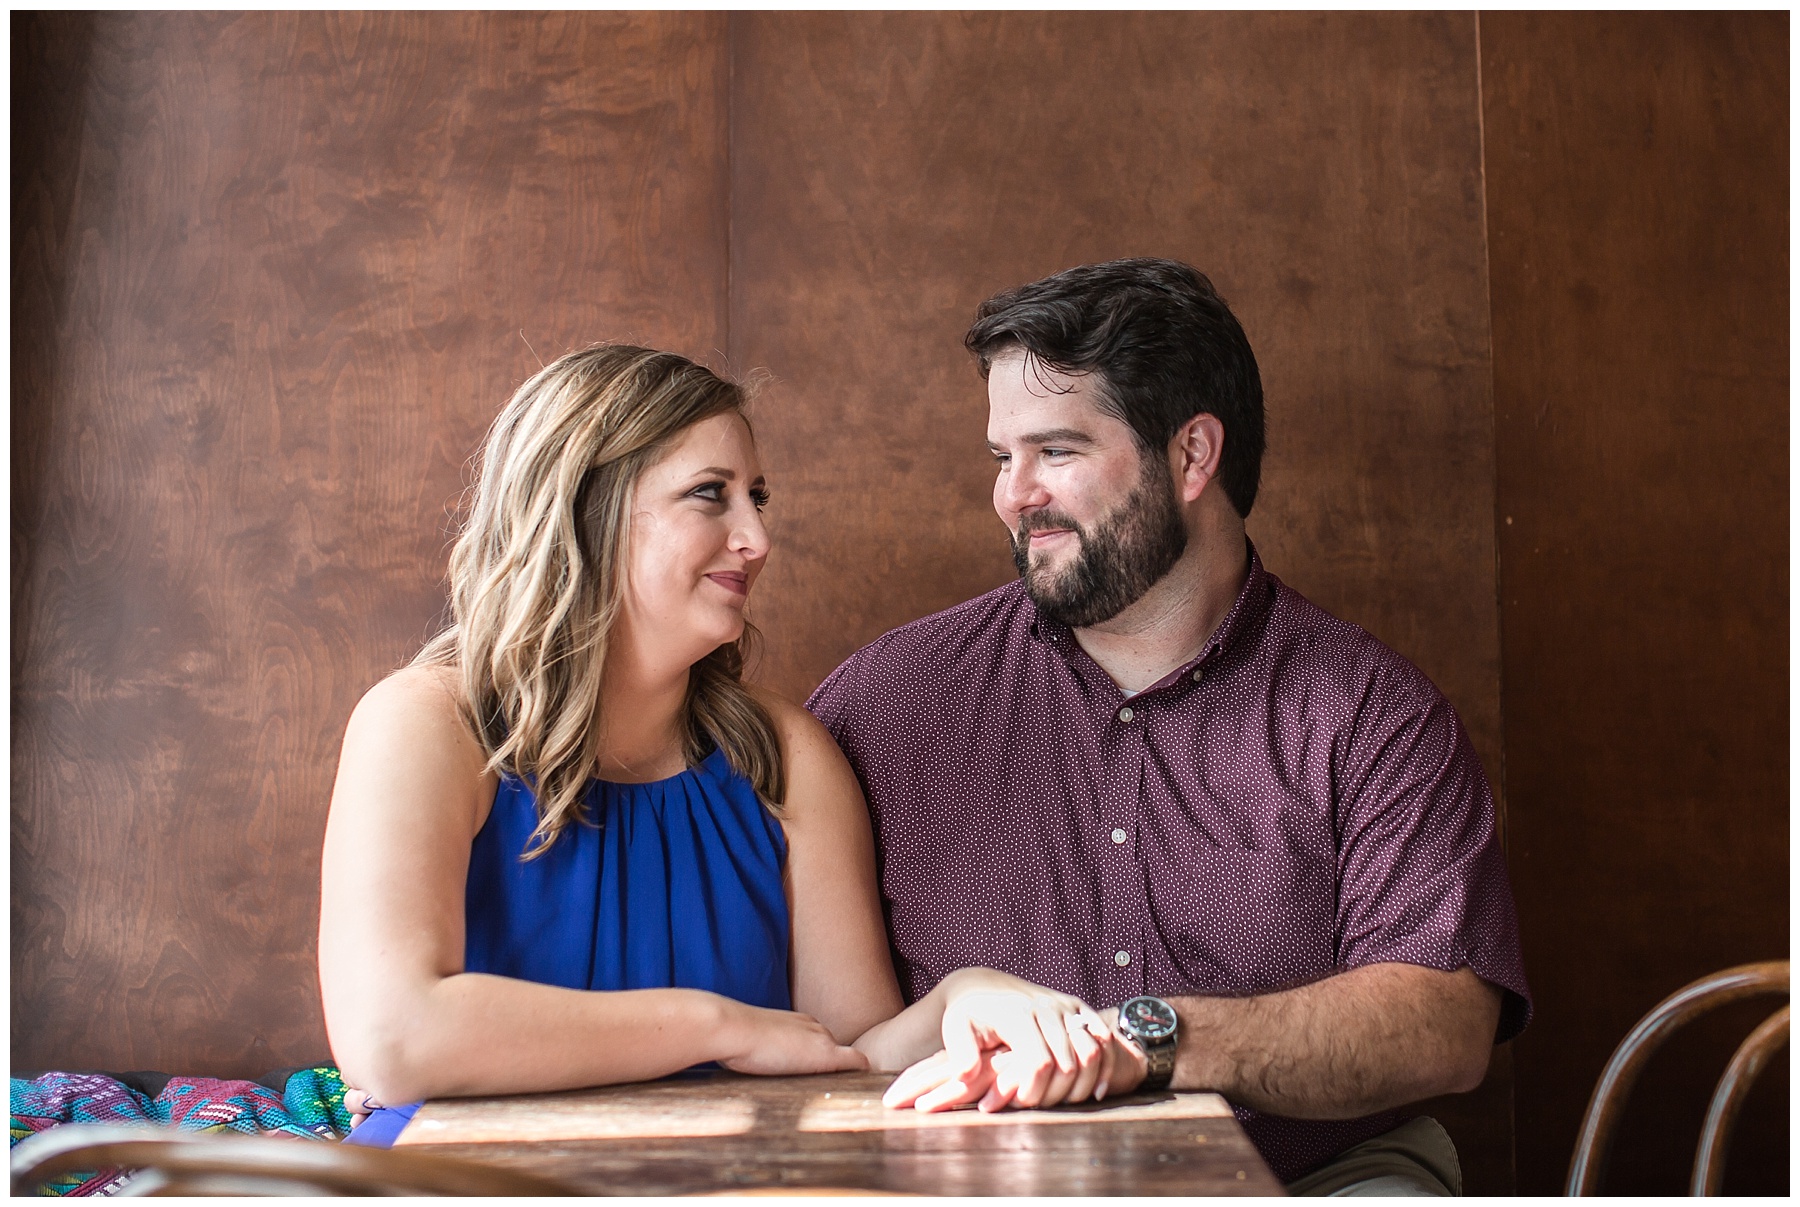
[[807, 543, 1531, 1181]]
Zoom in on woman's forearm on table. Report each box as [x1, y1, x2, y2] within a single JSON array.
[[333, 975, 732, 1104]]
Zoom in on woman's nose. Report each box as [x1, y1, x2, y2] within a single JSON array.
[[732, 505, 772, 560]]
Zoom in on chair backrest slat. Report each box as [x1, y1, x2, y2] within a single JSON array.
[[10, 1124, 575, 1197], [1691, 1003, 1790, 1196], [1565, 960, 1787, 1196]]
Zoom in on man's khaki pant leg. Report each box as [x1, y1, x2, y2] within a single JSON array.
[[1285, 1116, 1463, 1197]]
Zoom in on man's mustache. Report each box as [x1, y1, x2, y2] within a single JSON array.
[[1015, 511, 1086, 542]]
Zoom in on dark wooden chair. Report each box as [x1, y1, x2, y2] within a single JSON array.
[[1566, 959, 1788, 1196], [10, 1123, 576, 1196]]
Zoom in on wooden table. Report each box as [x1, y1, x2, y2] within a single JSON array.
[[394, 1070, 1284, 1195]]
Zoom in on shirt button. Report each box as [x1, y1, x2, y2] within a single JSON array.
[[1114, 951, 1132, 967], [1111, 827, 1128, 844], [1118, 706, 1134, 723], [1191, 668, 1205, 683]]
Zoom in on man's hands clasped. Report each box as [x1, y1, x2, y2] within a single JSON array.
[[882, 969, 1149, 1113]]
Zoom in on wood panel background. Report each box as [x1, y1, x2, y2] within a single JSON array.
[[13, 11, 1786, 1194], [12, 10, 730, 1076], [1481, 12, 1789, 1195], [732, 13, 1504, 772]]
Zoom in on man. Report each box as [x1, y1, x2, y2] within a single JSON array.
[[806, 258, 1530, 1195]]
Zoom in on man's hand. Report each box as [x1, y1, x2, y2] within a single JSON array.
[[881, 970, 1142, 1112]]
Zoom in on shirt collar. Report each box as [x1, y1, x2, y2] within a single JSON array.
[[1195, 537, 1271, 666], [1029, 537, 1272, 675]]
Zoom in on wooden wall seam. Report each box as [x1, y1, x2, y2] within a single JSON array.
[[1481, 11, 1788, 1194]]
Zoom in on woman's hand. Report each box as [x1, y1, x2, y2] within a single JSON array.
[[342, 1086, 378, 1123], [715, 1001, 870, 1076], [881, 969, 1128, 1112]]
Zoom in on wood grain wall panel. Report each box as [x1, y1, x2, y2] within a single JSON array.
[[730, 12, 1503, 770], [729, 13, 1515, 1190], [12, 11, 730, 1076], [29, 14, 1781, 1194], [12, 15, 95, 622], [1480, 12, 1788, 1194]]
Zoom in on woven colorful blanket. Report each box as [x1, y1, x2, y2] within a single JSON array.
[[10, 1067, 353, 1196]]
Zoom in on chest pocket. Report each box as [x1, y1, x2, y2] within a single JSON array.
[[1165, 846, 1338, 995]]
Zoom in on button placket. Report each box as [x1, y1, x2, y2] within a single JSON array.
[[1112, 707, 1150, 997], [1097, 696, 1141, 995]]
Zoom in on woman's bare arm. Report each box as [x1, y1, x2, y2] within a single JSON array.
[[318, 669, 862, 1105], [763, 696, 905, 1051], [766, 696, 1034, 1073]]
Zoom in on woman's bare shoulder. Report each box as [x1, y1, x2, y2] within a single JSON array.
[[346, 665, 484, 767], [359, 662, 461, 709], [750, 687, 862, 825], [333, 664, 495, 838], [751, 686, 834, 757]]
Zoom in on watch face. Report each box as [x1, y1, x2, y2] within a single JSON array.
[[1122, 996, 1178, 1041]]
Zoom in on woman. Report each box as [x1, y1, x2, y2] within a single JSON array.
[[318, 346, 1115, 1144]]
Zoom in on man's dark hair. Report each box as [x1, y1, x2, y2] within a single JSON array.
[[965, 258, 1265, 518]]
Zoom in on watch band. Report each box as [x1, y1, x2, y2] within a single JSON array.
[[1134, 1033, 1176, 1091]]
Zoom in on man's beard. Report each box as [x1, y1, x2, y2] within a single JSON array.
[[1011, 456, 1190, 628]]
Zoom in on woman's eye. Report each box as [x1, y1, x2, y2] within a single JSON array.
[[690, 482, 726, 503], [750, 489, 771, 511]]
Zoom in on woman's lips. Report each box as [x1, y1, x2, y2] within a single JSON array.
[[706, 571, 749, 596]]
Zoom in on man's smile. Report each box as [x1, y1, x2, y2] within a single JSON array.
[[1027, 528, 1076, 549]]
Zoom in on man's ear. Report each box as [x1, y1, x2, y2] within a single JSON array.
[[1170, 413, 1226, 504]]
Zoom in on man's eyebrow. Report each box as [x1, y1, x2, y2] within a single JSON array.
[[986, 429, 1097, 452], [1018, 428, 1097, 446]]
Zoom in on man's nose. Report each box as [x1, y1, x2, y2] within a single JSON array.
[[998, 461, 1050, 515]]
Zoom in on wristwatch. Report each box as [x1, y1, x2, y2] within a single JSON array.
[[1116, 995, 1179, 1092]]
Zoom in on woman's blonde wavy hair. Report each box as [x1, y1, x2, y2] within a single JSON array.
[[415, 344, 784, 857]]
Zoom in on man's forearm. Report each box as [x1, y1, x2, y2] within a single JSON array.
[[1163, 963, 1502, 1119]]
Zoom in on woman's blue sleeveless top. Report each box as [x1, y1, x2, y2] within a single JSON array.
[[345, 748, 790, 1147], [465, 748, 791, 1001]]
